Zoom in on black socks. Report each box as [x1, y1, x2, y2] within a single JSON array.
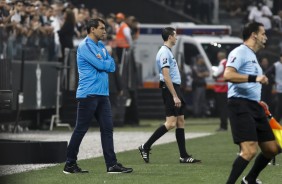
[[245, 153, 272, 183], [175, 128, 189, 158], [144, 125, 168, 148], [226, 156, 249, 184]]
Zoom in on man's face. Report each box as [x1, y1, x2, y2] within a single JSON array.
[[255, 26, 267, 49], [15, 2, 24, 11], [169, 31, 177, 46], [92, 21, 106, 40], [260, 58, 269, 68], [46, 8, 53, 17], [0, 0, 5, 8]]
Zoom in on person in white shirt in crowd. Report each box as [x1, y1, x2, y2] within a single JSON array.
[[272, 10, 282, 53], [248, 2, 273, 32], [50, 2, 63, 60]]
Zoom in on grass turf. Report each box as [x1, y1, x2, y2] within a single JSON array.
[[0, 118, 281, 184]]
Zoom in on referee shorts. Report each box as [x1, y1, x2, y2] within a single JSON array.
[[228, 97, 275, 144], [160, 81, 186, 117]]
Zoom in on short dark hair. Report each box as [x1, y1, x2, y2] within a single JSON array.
[[86, 18, 105, 34], [162, 27, 175, 41], [242, 22, 264, 41]]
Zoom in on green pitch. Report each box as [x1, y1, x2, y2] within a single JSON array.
[[1, 118, 281, 184]]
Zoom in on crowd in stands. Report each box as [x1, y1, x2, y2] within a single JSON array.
[[0, 0, 140, 62], [224, 0, 282, 49]]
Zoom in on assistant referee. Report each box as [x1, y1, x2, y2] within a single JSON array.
[[224, 22, 281, 184]]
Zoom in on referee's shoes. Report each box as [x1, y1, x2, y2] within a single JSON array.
[[138, 144, 151, 163], [241, 176, 262, 184], [179, 156, 201, 164], [139, 144, 201, 164]]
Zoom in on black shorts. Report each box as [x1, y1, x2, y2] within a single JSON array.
[[160, 81, 186, 117], [228, 97, 275, 144]]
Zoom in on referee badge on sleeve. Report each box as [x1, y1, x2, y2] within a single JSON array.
[[163, 58, 168, 64], [230, 56, 236, 63]]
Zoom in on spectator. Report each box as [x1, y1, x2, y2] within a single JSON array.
[[10, 0, 24, 24], [273, 10, 282, 31], [126, 15, 139, 41], [273, 0, 282, 15], [265, 54, 282, 123], [115, 12, 132, 65], [10, 0, 26, 59], [248, 2, 273, 32], [90, 8, 99, 19], [0, 0, 12, 57], [41, 5, 56, 61], [105, 13, 116, 46], [26, 14, 44, 50], [0, 0, 13, 24], [50, 2, 63, 60], [228, 0, 243, 17], [213, 50, 228, 131], [106, 45, 124, 126], [191, 55, 210, 117], [58, 8, 75, 62], [116, 15, 140, 126], [74, 13, 87, 39], [272, 10, 282, 53], [260, 57, 274, 112]]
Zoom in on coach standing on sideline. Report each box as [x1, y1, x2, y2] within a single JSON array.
[[224, 22, 280, 184], [63, 18, 133, 174]]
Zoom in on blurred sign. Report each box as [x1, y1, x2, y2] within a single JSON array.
[[12, 61, 61, 110]]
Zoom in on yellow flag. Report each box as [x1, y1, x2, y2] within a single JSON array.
[[269, 117, 282, 148]]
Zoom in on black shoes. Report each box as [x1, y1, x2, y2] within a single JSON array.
[[63, 163, 89, 174], [179, 156, 201, 163], [138, 144, 151, 163], [241, 176, 262, 184], [107, 163, 133, 173], [64, 162, 133, 174]]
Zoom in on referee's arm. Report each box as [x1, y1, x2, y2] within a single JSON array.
[[224, 66, 268, 84]]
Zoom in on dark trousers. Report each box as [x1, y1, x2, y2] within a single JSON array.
[[116, 47, 125, 65], [216, 92, 228, 129], [66, 96, 117, 168], [275, 93, 282, 123], [193, 86, 206, 117]]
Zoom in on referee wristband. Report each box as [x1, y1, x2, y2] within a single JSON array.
[[248, 75, 257, 82]]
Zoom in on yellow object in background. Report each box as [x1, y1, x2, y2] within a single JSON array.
[[269, 117, 282, 148]]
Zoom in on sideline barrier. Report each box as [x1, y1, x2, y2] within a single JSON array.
[[0, 140, 67, 164]]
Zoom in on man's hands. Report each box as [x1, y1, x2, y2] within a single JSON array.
[[256, 75, 269, 84], [173, 96, 181, 108], [258, 101, 271, 116]]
